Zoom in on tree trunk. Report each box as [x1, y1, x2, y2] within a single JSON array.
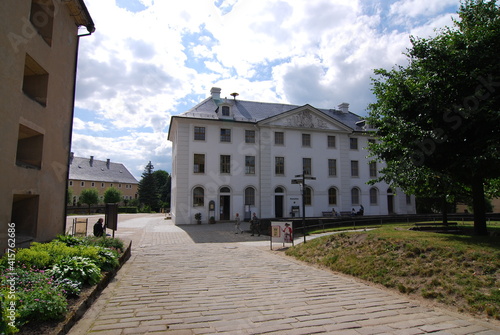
[[441, 197, 448, 225], [471, 176, 488, 235]]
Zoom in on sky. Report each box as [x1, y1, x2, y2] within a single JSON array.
[[72, 0, 462, 180]]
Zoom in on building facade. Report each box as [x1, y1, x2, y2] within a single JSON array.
[[68, 154, 139, 205], [168, 87, 416, 225], [0, 0, 94, 250]]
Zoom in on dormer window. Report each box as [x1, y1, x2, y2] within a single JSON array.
[[221, 106, 230, 116]]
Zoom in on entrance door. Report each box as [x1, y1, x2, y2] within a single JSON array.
[[220, 195, 230, 220], [387, 188, 394, 214], [275, 195, 283, 218]]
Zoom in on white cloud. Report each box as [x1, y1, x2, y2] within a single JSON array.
[[390, 0, 458, 19], [72, 0, 461, 176], [72, 117, 108, 132]]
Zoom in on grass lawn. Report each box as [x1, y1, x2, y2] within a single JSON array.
[[286, 221, 500, 320]]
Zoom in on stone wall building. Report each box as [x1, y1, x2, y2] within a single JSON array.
[[68, 154, 139, 205], [0, 0, 94, 250]]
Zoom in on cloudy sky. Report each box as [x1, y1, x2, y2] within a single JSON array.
[[72, 0, 461, 180]]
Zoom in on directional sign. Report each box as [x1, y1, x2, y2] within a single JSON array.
[[294, 174, 316, 180]]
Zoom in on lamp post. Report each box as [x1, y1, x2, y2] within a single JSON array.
[[291, 170, 316, 243]]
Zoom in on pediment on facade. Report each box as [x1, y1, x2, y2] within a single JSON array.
[[258, 105, 352, 132]]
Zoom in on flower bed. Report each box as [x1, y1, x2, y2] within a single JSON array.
[[1, 235, 130, 335]]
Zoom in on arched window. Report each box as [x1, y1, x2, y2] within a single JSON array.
[[370, 187, 378, 205], [328, 187, 337, 205], [275, 187, 284, 193], [245, 187, 255, 206], [304, 187, 312, 205], [351, 187, 360, 205], [193, 187, 204, 207], [220, 187, 230, 193]]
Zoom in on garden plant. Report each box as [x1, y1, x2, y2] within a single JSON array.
[[0, 235, 124, 334]]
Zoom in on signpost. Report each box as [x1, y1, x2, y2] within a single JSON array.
[[291, 171, 316, 243], [105, 203, 118, 238]]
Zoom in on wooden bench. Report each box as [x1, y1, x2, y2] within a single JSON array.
[[322, 211, 334, 217], [340, 211, 352, 216]]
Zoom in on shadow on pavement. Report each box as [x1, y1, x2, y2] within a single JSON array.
[[176, 222, 270, 244]]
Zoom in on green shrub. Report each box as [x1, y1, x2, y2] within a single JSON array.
[[1, 287, 19, 335], [86, 236, 124, 253], [49, 257, 101, 286], [12, 248, 51, 269], [28, 241, 78, 267], [55, 278, 82, 296], [57, 235, 125, 254], [119, 206, 138, 213], [55, 234, 86, 247], [1, 266, 68, 327], [96, 248, 120, 272]]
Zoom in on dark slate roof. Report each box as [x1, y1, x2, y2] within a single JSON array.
[[69, 156, 138, 184], [180, 96, 365, 131]]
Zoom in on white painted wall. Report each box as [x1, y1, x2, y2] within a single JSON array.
[[170, 112, 415, 225]]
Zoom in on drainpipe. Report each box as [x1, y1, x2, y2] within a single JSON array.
[[63, 28, 93, 232]]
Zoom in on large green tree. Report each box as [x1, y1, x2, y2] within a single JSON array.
[[152, 170, 171, 208], [79, 188, 99, 214], [104, 187, 122, 204], [367, 0, 500, 235], [138, 161, 160, 211]]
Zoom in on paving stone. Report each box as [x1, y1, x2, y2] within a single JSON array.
[[67, 217, 500, 335]]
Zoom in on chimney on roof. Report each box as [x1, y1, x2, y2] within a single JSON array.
[[106, 159, 110, 169], [90, 156, 94, 167], [70, 152, 74, 164], [338, 102, 349, 114], [210, 87, 221, 100]]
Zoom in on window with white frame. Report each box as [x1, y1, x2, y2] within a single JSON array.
[[350, 137, 358, 150], [369, 161, 377, 178], [245, 130, 255, 143], [194, 126, 205, 140], [370, 188, 378, 205], [193, 187, 204, 206], [274, 132, 284, 145], [351, 188, 360, 205], [302, 133, 311, 147], [328, 187, 337, 205], [304, 187, 312, 205], [351, 160, 359, 177], [220, 155, 231, 174], [220, 128, 231, 142], [328, 159, 337, 176], [275, 157, 284, 175], [303, 158, 312, 175], [245, 187, 255, 206], [327, 135, 336, 148], [245, 156, 255, 174], [194, 154, 205, 173]]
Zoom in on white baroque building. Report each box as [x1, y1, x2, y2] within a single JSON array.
[[168, 87, 415, 225]]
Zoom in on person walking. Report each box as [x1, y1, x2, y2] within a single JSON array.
[[250, 213, 260, 236], [234, 213, 242, 234], [283, 222, 293, 243]]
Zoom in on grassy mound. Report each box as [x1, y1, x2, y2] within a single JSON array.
[[286, 224, 500, 320]]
